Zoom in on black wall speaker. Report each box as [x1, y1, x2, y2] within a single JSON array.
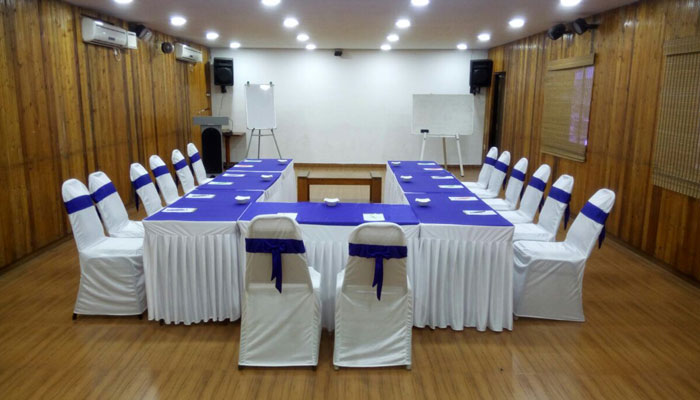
[[213, 58, 234, 93], [470, 59, 493, 94]]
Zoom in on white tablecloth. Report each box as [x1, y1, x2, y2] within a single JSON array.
[[261, 161, 297, 202], [384, 165, 409, 205]]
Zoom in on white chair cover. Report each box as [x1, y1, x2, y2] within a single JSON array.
[[513, 189, 616, 321], [463, 147, 498, 190], [238, 215, 322, 367], [149, 155, 180, 206], [484, 157, 528, 211], [130, 163, 163, 217], [88, 171, 144, 238], [499, 164, 551, 224], [470, 151, 511, 199], [513, 174, 574, 242], [187, 143, 212, 185], [333, 223, 412, 369], [172, 149, 196, 193], [62, 179, 146, 316]]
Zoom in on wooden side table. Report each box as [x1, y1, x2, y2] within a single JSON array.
[[297, 171, 382, 203]]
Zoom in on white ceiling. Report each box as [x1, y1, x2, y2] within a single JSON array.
[[66, 0, 636, 50]]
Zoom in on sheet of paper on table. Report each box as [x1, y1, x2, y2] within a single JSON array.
[[162, 207, 197, 213], [423, 167, 443, 171], [463, 210, 497, 216], [449, 196, 478, 201], [431, 176, 455, 180], [223, 173, 246, 177], [186, 194, 215, 199], [418, 162, 437, 166], [439, 185, 464, 189], [209, 182, 233, 185], [234, 165, 255, 168], [363, 213, 385, 222], [242, 159, 263, 163]]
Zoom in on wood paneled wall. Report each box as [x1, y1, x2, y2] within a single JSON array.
[[485, 0, 700, 279], [0, 0, 211, 268]]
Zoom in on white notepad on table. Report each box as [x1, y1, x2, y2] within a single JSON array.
[[186, 194, 215, 199], [223, 173, 246, 178], [463, 210, 497, 216], [162, 207, 197, 213], [363, 213, 385, 222], [439, 185, 464, 189], [449, 196, 478, 201], [208, 181, 233, 185], [431, 175, 455, 180]]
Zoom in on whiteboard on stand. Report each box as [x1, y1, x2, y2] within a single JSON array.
[[411, 94, 474, 137], [245, 83, 276, 129]]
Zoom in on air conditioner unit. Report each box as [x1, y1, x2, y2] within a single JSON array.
[[81, 17, 128, 48], [175, 43, 203, 63], [126, 31, 137, 50]]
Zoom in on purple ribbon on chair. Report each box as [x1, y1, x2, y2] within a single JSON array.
[[245, 238, 306, 293], [131, 174, 152, 211], [510, 169, 526, 182], [495, 161, 509, 189], [152, 165, 169, 178], [91, 182, 117, 204], [484, 156, 496, 166], [64, 195, 94, 215], [528, 177, 547, 210], [189, 152, 201, 163], [580, 202, 609, 248], [548, 186, 572, 229], [348, 243, 407, 301], [174, 159, 188, 171]]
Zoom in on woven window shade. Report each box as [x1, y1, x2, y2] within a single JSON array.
[[652, 36, 700, 199], [540, 54, 595, 162]]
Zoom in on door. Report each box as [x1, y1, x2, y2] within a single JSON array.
[[488, 72, 506, 150]]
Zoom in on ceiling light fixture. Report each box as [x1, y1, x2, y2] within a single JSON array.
[[114, 0, 133, 4], [477, 33, 491, 42], [283, 17, 299, 28], [261, 0, 281, 6], [411, 0, 430, 6], [230, 41, 241, 49], [170, 16, 187, 27], [205, 31, 219, 40], [296, 33, 309, 42], [509, 17, 525, 28], [560, 0, 582, 7], [457, 43, 468, 50], [306, 43, 316, 50], [381, 44, 392, 51], [396, 18, 411, 29], [387, 33, 399, 42]]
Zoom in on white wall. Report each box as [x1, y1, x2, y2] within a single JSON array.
[[210, 48, 488, 164]]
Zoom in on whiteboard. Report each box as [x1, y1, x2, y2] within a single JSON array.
[[246, 83, 276, 129], [411, 94, 474, 136]]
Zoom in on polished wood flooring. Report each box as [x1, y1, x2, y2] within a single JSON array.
[[1, 166, 699, 399]]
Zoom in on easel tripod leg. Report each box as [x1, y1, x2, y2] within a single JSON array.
[[271, 129, 282, 158], [455, 134, 464, 177], [419, 133, 427, 161], [245, 129, 255, 158]]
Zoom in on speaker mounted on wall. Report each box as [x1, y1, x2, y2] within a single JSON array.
[[470, 59, 493, 94], [213, 58, 234, 93]]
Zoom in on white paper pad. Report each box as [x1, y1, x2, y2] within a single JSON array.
[[418, 162, 436, 165], [162, 207, 197, 213], [363, 213, 385, 222], [234, 164, 254, 168], [423, 167, 443, 171], [449, 196, 478, 201], [208, 182, 233, 185], [439, 185, 464, 189], [463, 210, 497, 216], [431, 175, 455, 180], [223, 173, 246, 177], [186, 194, 215, 199], [277, 212, 298, 220], [242, 159, 263, 163]]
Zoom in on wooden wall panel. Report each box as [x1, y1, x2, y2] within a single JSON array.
[[486, 0, 700, 279], [0, 0, 210, 268]]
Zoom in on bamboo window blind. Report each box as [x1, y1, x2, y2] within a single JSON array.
[[540, 54, 595, 162], [652, 36, 700, 199]]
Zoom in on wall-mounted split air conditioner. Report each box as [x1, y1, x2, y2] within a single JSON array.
[[82, 16, 136, 49], [175, 43, 203, 63]]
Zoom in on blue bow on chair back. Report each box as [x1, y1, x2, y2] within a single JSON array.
[[548, 186, 572, 229], [348, 243, 407, 300], [245, 238, 306, 293], [580, 202, 610, 249]]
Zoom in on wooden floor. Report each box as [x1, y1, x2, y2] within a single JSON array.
[[1, 166, 700, 399]]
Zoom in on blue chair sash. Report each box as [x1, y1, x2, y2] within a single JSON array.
[[494, 161, 509, 188], [174, 159, 188, 171], [131, 174, 152, 211], [348, 243, 408, 300], [484, 156, 496, 166], [528, 177, 547, 209], [245, 238, 306, 293], [189, 152, 201, 163], [152, 165, 169, 178], [64, 195, 94, 215], [91, 182, 117, 204], [580, 202, 609, 248], [548, 186, 572, 229], [510, 169, 526, 182]]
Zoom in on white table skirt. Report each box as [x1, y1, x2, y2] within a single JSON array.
[[237, 222, 420, 330], [258, 162, 296, 202], [143, 220, 240, 324], [384, 165, 410, 205]]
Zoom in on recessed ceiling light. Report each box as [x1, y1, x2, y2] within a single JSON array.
[[261, 0, 281, 6], [283, 17, 299, 28], [306, 43, 316, 50], [230, 41, 241, 49], [170, 16, 187, 27], [560, 0, 582, 6], [509, 17, 525, 28], [205, 31, 219, 40], [411, 0, 430, 6], [381, 44, 392, 51], [396, 18, 411, 29], [478, 33, 491, 42], [387, 33, 399, 42], [296, 33, 309, 42], [457, 43, 468, 50], [114, 0, 133, 4]]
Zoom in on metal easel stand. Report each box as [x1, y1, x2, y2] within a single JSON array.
[[418, 132, 464, 176], [245, 128, 282, 159]]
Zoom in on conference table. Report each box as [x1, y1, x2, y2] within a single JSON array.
[[143, 158, 514, 332]]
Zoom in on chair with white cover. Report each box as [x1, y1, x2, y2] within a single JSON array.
[[513, 174, 574, 242], [187, 143, 212, 185], [333, 223, 412, 370], [513, 189, 616, 321], [238, 215, 322, 368], [463, 146, 498, 190], [130, 163, 163, 217], [483, 157, 528, 210], [62, 179, 146, 318], [149, 155, 180, 205], [470, 151, 511, 199], [498, 164, 551, 224], [88, 171, 144, 238], [172, 149, 196, 193]]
